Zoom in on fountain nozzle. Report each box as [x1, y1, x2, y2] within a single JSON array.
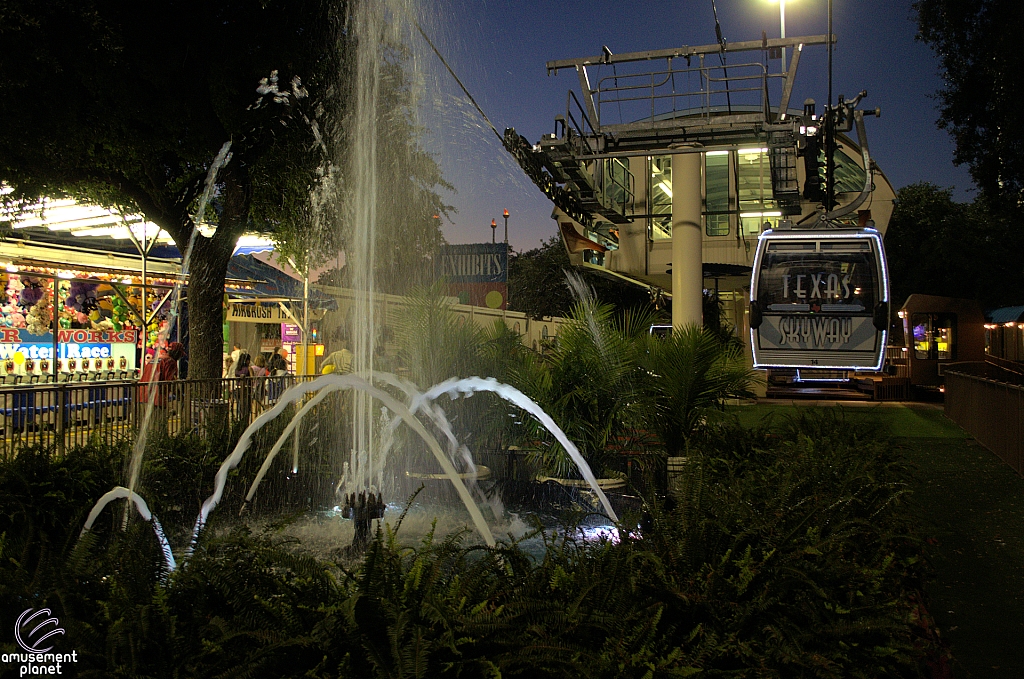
[[342, 490, 385, 551]]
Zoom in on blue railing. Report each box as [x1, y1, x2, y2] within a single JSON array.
[[0, 375, 318, 459]]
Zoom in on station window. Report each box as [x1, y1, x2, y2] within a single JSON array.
[[737, 148, 777, 235], [829, 148, 868, 194], [649, 155, 672, 239], [912, 313, 957, 360], [704, 152, 730, 236]]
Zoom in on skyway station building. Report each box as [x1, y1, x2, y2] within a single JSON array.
[[504, 34, 895, 359]]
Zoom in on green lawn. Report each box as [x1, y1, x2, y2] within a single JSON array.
[[726, 401, 970, 438], [728, 401, 1024, 678]]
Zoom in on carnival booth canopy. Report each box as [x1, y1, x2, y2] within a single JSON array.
[[226, 254, 336, 308], [1, 195, 334, 379]]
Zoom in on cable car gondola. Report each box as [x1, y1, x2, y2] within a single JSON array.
[[749, 227, 889, 370], [749, 98, 889, 371]]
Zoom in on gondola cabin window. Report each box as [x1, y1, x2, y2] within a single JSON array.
[[912, 313, 956, 360], [756, 241, 877, 312]]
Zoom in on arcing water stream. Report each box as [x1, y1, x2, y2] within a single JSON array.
[[124, 141, 234, 525]]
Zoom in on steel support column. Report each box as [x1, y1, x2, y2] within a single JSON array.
[[671, 152, 703, 329]]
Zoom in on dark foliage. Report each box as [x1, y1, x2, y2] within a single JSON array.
[[915, 0, 1024, 202], [0, 409, 939, 677], [885, 182, 1024, 308], [508, 236, 658, 319]]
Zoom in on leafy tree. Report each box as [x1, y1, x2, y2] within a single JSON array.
[[915, 0, 1024, 201], [885, 182, 1024, 308], [0, 0, 346, 377], [508, 235, 656, 319]]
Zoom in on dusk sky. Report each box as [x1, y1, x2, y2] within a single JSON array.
[[410, 0, 972, 252]]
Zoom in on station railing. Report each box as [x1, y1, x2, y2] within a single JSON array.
[[944, 366, 1024, 475], [593, 61, 772, 129], [0, 375, 318, 460]]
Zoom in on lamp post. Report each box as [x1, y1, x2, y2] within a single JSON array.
[[490, 218, 497, 243], [502, 208, 509, 247], [769, 0, 790, 68]]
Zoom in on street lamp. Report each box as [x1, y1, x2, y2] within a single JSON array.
[[502, 208, 509, 247], [768, 0, 791, 68], [490, 218, 497, 243]]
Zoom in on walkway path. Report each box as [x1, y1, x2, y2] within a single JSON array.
[[730, 401, 1024, 678]]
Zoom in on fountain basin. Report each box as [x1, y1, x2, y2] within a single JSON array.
[[535, 475, 628, 490], [405, 465, 492, 481]]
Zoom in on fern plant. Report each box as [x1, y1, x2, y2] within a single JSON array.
[[509, 279, 659, 478]]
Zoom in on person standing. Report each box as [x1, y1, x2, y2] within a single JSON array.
[[224, 342, 242, 377], [232, 351, 254, 423], [321, 341, 353, 374], [234, 352, 252, 378], [250, 354, 269, 377], [268, 345, 289, 375], [140, 342, 185, 434]]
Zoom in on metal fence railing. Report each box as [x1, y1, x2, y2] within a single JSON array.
[[944, 370, 1024, 475], [0, 375, 318, 459], [885, 345, 909, 379]]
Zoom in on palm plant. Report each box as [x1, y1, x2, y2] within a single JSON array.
[[393, 285, 532, 462], [510, 276, 659, 478], [638, 323, 759, 456]]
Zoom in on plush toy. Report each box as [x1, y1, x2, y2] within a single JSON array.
[[25, 289, 52, 335], [147, 319, 168, 348], [66, 280, 100, 323], [110, 294, 131, 332], [19, 277, 45, 308], [1, 274, 27, 328], [4, 274, 24, 308]]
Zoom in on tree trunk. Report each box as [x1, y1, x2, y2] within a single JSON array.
[[183, 163, 250, 380], [185, 237, 235, 379]]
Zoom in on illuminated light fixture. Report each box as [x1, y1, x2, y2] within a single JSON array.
[[706, 150, 730, 156], [657, 181, 673, 198], [57, 271, 73, 279], [897, 310, 905, 318], [738, 147, 769, 155], [1005, 322, 1016, 328], [233, 234, 276, 252], [122, 278, 133, 284], [6, 264, 18, 273], [71, 226, 132, 238], [740, 211, 783, 218]]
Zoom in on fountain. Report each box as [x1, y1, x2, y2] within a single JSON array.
[[80, 0, 623, 568]]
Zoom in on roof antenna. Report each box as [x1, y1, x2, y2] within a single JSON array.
[[710, 0, 733, 112]]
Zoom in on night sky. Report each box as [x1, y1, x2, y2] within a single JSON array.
[[411, 0, 972, 252]]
